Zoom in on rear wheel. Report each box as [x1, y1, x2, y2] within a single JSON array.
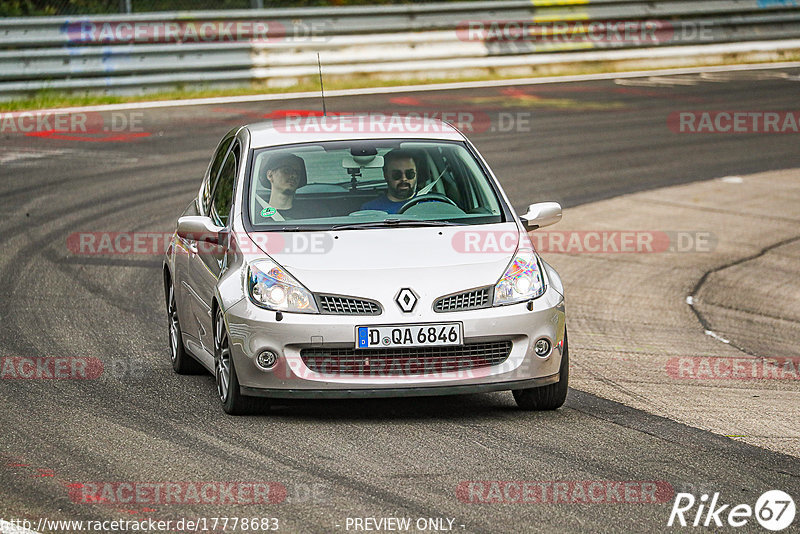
[[513, 330, 569, 411], [215, 309, 261, 415], [168, 284, 204, 375]]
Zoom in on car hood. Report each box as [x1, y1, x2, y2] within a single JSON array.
[[248, 223, 521, 309]]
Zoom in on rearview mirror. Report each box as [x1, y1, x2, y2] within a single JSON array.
[[520, 202, 562, 231], [342, 155, 384, 169], [176, 216, 224, 244]]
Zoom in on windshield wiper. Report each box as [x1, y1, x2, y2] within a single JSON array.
[[251, 225, 324, 232], [331, 219, 460, 230]]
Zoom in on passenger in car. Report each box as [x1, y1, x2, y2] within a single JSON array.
[[360, 149, 419, 214], [258, 153, 326, 221]]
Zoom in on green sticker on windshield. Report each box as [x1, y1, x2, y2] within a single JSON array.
[[261, 207, 277, 217]]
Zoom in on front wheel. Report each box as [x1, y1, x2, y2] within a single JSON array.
[[215, 309, 261, 415], [513, 330, 569, 411]]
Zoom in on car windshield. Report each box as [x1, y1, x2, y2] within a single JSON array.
[[247, 139, 505, 229]]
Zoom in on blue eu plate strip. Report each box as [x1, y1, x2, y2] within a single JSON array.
[[357, 327, 369, 348]]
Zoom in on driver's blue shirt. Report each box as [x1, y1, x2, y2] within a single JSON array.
[[360, 195, 406, 214]]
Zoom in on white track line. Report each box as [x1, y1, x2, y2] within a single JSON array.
[[705, 330, 732, 344], [15, 61, 800, 115]]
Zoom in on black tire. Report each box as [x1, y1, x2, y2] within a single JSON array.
[[215, 309, 262, 415], [513, 330, 570, 411], [167, 284, 205, 375]]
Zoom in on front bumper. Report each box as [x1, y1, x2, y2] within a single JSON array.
[[224, 286, 566, 399], [241, 376, 559, 399]]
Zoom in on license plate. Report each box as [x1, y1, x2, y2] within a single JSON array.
[[356, 323, 462, 349]]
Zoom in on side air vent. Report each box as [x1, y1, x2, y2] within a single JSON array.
[[317, 294, 382, 315], [434, 287, 492, 312]]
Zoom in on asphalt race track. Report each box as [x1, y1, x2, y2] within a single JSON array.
[[1, 67, 799, 533]]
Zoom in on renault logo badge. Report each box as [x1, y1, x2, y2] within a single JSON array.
[[395, 288, 418, 313]]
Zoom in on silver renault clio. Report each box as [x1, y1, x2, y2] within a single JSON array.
[[164, 116, 567, 414]]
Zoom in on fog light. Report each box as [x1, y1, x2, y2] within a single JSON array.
[[534, 338, 551, 358], [256, 350, 278, 370]]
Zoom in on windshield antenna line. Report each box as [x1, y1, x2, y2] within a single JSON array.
[[317, 53, 327, 117]]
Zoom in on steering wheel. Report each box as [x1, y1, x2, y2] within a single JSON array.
[[398, 193, 459, 214]]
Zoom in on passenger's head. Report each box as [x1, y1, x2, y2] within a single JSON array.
[[382, 149, 417, 202], [263, 153, 307, 194]]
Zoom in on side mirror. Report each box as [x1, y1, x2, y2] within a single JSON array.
[[176, 216, 224, 244], [520, 202, 562, 231]]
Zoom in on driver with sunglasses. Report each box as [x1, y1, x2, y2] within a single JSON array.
[[360, 149, 419, 214]]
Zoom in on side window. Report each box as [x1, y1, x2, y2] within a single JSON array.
[[210, 142, 240, 227], [200, 136, 234, 215]]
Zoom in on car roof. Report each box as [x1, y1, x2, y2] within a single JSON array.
[[247, 115, 466, 148]]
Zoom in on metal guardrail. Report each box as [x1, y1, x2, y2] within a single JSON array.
[[1, 0, 799, 98]]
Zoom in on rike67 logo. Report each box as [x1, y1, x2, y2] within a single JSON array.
[[668, 490, 795, 531]]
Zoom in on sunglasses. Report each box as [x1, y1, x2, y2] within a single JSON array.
[[389, 169, 417, 180]]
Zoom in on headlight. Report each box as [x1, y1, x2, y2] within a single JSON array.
[[493, 248, 545, 306], [247, 259, 318, 313]]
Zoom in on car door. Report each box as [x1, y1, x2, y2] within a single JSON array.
[[186, 140, 240, 354], [177, 135, 234, 350]]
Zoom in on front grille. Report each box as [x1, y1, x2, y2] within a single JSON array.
[[300, 341, 512, 376], [434, 287, 491, 312], [317, 294, 381, 315]]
